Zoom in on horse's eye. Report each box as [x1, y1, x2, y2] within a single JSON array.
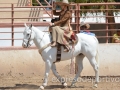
[[27, 34, 29, 36]]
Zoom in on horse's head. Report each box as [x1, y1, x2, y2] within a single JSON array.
[[22, 23, 35, 48]]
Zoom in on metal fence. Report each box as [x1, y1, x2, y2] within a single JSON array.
[[0, 2, 120, 49]]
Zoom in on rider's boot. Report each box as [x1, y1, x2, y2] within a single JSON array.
[[51, 41, 56, 47]]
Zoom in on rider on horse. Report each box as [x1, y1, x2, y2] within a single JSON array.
[[49, 0, 75, 52]]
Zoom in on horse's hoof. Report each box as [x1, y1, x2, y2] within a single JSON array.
[[70, 84, 76, 88], [94, 84, 98, 88], [39, 85, 44, 90], [63, 82, 67, 88]]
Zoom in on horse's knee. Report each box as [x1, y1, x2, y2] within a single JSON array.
[[95, 63, 99, 69], [75, 65, 83, 75], [52, 70, 59, 77], [96, 64, 99, 69], [78, 66, 83, 72], [94, 64, 99, 72]]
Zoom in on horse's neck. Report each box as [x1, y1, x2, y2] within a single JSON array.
[[32, 27, 51, 49]]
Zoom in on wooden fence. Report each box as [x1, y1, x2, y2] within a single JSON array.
[[0, 2, 120, 48]]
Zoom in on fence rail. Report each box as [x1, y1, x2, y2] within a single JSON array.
[[0, 2, 120, 48]]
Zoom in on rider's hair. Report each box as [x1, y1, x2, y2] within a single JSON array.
[[66, 6, 70, 11]]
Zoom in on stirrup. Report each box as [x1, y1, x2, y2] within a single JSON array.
[[64, 46, 70, 52]]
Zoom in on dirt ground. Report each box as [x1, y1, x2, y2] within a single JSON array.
[[0, 75, 120, 90]]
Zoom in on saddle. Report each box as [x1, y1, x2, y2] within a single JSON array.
[[55, 32, 78, 62], [38, 27, 78, 63], [49, 26, 78, 44], [49, 18, 78, 62], [69, 32, 78, 44]]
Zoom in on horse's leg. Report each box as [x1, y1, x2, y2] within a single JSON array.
[[51, 63, 67, 87], [71, 55, 84, 87], [88, 57, 99, 88], [39, 60, 52, 90]]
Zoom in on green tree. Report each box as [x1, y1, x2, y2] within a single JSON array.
[[70, 0, 119, 42], [32, 0, 38, 6]]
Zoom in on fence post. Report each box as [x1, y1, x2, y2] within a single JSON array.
[[75, 3, 80, 74], [105, 4, 108, 43], [78, 3, 80, 33], [75, 4, 78, 33], [11, 4, 14, 46]]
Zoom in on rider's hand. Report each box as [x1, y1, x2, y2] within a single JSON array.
[[49, 23, 54, 26]]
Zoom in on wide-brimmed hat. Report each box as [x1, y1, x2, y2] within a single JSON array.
[[80, 22, 90, 29], [55, 0, 70, 6]]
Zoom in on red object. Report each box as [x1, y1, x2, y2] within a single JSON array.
[[71, 32, 76, 40]]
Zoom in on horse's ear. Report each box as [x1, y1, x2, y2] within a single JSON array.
[[30, 24, 32, 28], [24, 23, 27, 28], [29, 24, 32, 29]]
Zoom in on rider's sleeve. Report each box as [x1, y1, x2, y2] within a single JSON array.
[[54, 11, 71, 26], [53, 10, 61, 15]]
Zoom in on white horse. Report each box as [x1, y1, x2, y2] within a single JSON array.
[[22, 24, 99, 90]]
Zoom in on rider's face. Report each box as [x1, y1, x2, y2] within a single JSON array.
[[80, 26, 87, 30], [61, 5, 66, 10]]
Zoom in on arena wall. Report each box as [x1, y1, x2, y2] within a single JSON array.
[[0, 43, 120, 77], [0, 0, 18, 7]]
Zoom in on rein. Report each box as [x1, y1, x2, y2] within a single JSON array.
[[26, 30, 32, 48], [37, 27, 51, 54], [39, 27, 49, 45], [23, 28, 33, 48], [25, 26, 48, 48]]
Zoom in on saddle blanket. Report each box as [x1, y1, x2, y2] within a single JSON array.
[[80, 31, 95, 36]]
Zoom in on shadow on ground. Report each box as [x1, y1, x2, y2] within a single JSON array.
[[0, 84, 85, 90], [0, 84, 40, 89], [0, 84, 65, 89]]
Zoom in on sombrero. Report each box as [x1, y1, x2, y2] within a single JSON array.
[[80, 22, 90, 29], [55, 0, 70, 6]]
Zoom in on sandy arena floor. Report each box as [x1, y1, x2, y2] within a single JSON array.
[[0, 75, 120, 90]]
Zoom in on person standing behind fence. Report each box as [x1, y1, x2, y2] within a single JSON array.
[[80, 22, 90, 33], [80, 22, 96, 36], [112, 28, 120, 43]]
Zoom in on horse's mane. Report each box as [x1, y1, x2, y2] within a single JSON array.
[[32, 26, 52, 40], [32, 26, 50, 35]]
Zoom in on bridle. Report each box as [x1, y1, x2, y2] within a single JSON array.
[[23, 26, 48, 48], [27, 31, 32, 48], [23, 28, 33, 48], [38, 26, 49, 44]]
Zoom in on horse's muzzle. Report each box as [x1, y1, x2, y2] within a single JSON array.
[[22, 42, 27, 48]]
